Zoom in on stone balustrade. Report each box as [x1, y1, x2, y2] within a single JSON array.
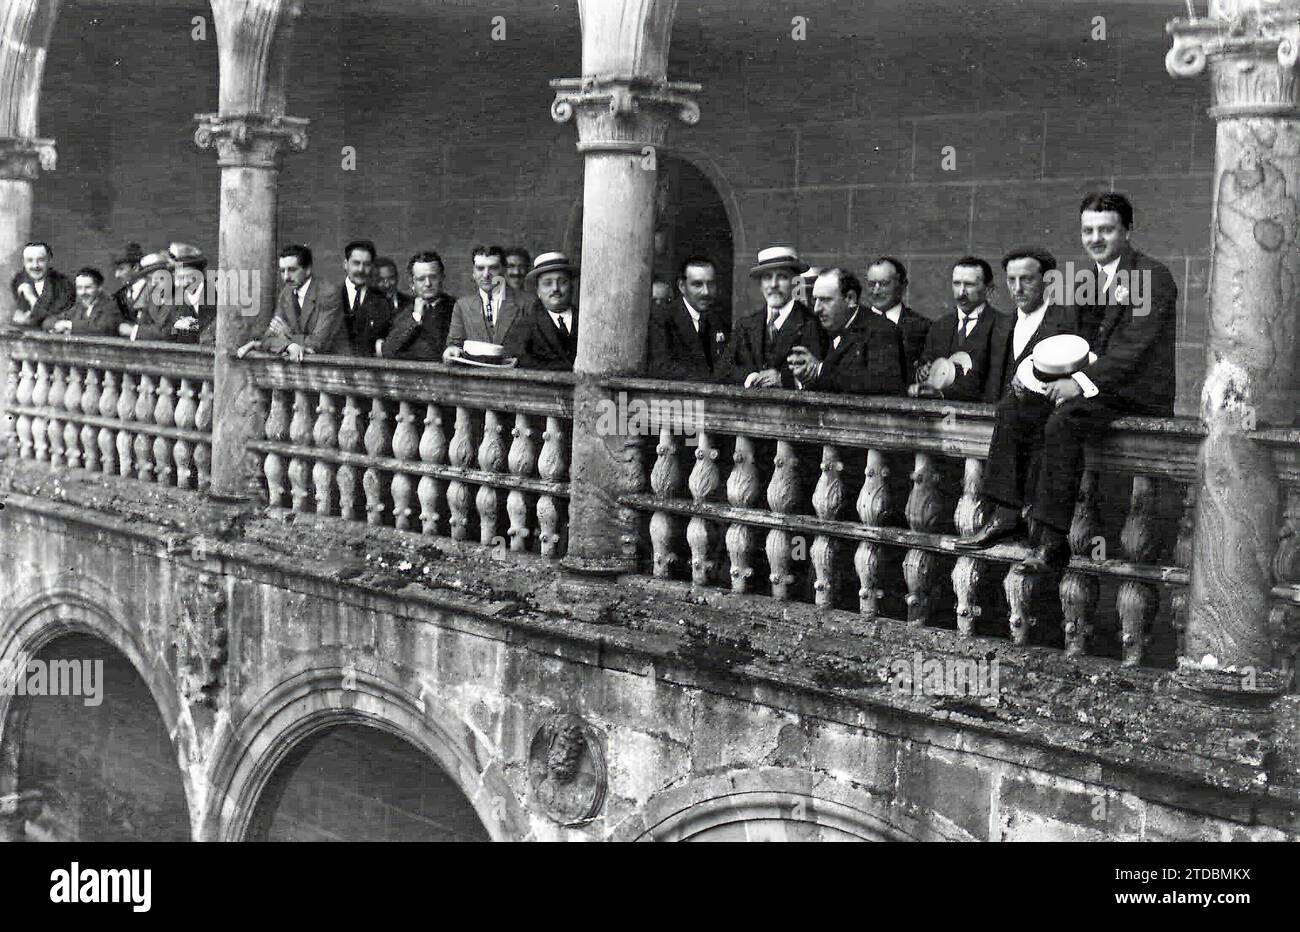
[[241, 353, 574, 558], [1, 331, 214, 489], [605, 376, 1300, 675]]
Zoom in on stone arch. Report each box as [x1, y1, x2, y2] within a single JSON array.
[[202, 667, 528, 841], [0, 578, 192, 839], [615, 766, 959, 842]]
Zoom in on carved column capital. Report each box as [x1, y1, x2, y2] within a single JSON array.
[[550, 76, 701, 154], [1167, 2, 1300, 117], [0, 137, 56, 181], [194, 112, 309, 170]]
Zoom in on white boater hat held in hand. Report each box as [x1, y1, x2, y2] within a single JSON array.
[[1015, 334, 1097, 396]]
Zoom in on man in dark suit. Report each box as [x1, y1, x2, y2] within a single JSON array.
[[382, 251, 455, 362], [504, 247, 532, 295], [10, 242, 74, 329], [110, 242, 144, 319], [42, 268, 123, 336], [373, 256, 411, 317], [508, 252, 580, 371], [337, 239, 391, 357], [788, 268, 905, 395], [117, 251, 191, 343], [956, 193, 1177, 573], [647, 254, 728, 381], [169, 249, 217, 346], [239, 244, 343, 361], [864, 256, 930, 381], [722, 245, 826, 388], [915, 256, 1012, 403], [443, 244, 531, 361]]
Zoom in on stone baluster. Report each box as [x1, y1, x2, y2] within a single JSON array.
[[649, 427, 684, 578], [446, 406, 476, 541], [765, 440, 799, 600], [61, 367, 82, 470], [506, 412, 537, 552], [417, 403, 448, 536], [1004, 568, 1038, 645], [45, 364, 66, 467], [0, 351, 17, 452], [1169, 483, 1197, 657], [335, 395, 363, 520], [263, 387, 290, 509], [725, 435, 761, 593], [903, 452, 943, 626], [77, 369, 99, 472], [536, 416, 568, 558], [172, 378, 196, 489], [362, 397, 391, 526], [29, 361, 49, 461], [151, 376, 176, 486], [1059, 469, 1101, 657], [14, 360, 35, 459], [132, 374, 156, 482], [686, 431, 721, 586], [115, 372, 136, 478], [855, 449, 889, 617], [389, 400, 421, 532], [96, 371, 118, 475], [286, 389, 313, 513], [476, 410, 506, 546], [811, 444, 845, 607], [1117, 475, 1160, 667], [309, 392, 338, 515], [951, 457, 988, 636], [194, 378, 213, 491]]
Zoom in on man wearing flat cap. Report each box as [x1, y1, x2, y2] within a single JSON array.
[[956, 192, 1177, 574], [721, 246, 826, 388], [506, 252, 580, 371]]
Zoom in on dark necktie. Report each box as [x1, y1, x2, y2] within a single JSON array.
[[766, 308, 780, 345], [294, 289, 303, 314], [352, 287, 363, 313], [556, 313, 569, 338], [484, 293, 494, 330]]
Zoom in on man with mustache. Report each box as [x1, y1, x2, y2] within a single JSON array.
[[914, 256, 1012, 402], [722, 246, 825, 388], [647, 254, 728, 381], [507, 252, 580, 371]]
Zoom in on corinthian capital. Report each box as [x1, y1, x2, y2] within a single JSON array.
[[550, 76, 701, 154], [0, 136, 56, 180], [194, 112, 309, 169], [1168, 1, 1300, 116]]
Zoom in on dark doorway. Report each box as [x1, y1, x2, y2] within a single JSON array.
[[247, 723, 490, 842], [653, 155, 735, 325]]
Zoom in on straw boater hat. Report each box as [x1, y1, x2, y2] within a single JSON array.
[[127, 251, 173, 284], [1015, 334, 1098, 396], [749, 245, 809, 278], [167, 242, 208, 271], [524, 251, 578, 285]]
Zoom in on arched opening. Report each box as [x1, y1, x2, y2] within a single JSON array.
[[246, 722, 490, 842], [6, 633, 189, 842]]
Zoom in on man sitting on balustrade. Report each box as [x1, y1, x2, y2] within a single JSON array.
[[647, 254, 729, 381], [381, 251, 455, 362], [955, 193, 1177, 574], [507, 252, 580, 371], [443, 244, 531, 363], [10, 242, 74, 329], [41, 267, 123, 337], [240, 244, 343, 362], [722, 245, 825, 388], [787, 268, 905, 395], [913, 256, 1012, 403]]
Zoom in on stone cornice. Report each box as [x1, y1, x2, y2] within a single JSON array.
[[0, 136, 55, 181], [550, 76, 701, 154], [1167, 4, 1300, 117], [193, 112, 309, 170]]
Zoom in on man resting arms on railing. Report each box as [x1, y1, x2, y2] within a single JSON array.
[[41, 267, 123, 336], [787, 268, 905, 395], [238, 244, 343, 363], [10, 242, 73, 329]]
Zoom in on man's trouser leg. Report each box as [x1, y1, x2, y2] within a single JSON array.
[[981, 391, 1054, 512], [1031, 395, 1119, 532]]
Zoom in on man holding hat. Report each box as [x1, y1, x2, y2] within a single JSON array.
[[117, 251, 186, 342], [507, 252, 580, 371], [722, 245, 825, 388], [444, 244, 531, 362]]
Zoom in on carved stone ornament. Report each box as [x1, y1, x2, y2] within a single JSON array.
[[0, 137, 56, 180], [527, 713, 606, 826], [193, 111, 310, 169], [173, 571, 229, 709], [1167, 2, 1300, 116], [550, 75, 701, 154]]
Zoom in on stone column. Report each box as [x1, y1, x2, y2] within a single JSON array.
[[1167, 2, 1300, 695], [197, 0, 308, 500], [550, 0, 700, 574]]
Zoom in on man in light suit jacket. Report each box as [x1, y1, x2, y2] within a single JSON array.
[[788, 268, 905, 396], [442, 244, 530, 361], [42, 268, 123, 337], [915, 256, 1013, 403], [239, 245, 343, 361]]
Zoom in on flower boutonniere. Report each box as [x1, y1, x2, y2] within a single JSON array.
[[1114, 283, 1130, 305]]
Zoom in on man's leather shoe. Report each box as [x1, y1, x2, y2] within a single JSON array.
[[1017, 528, 1071, 574], [953, 511, 1023, 551]]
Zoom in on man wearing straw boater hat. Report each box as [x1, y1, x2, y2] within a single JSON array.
[[955, 192, 1178, 573], [507, 251, 580, 371], [722, 245, 825, 388]]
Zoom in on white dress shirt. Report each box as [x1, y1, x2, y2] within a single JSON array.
[[1097, 255, 1121, 297], [344, 279, 367, 309], [682, 298, 702, 333], [956, 302, 986, 338], [295, 277, 313, 309], [875, 303, 902, 326], [743, 298, 798, 387], [1012, 299, 1049, 359]]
